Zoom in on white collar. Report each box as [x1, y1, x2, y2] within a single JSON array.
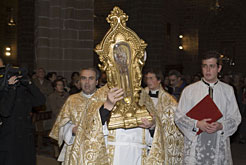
[[150, 89, 159, 94], [201, 78, 218, 88], [81, 91, 95, 98]]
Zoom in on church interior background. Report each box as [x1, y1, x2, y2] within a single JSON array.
[[0, 0, 246, 164], [1, 0, 246, 78]]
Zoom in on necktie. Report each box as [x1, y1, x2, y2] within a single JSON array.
[[209, 86, 213, 99], [149, 91, 159, 98]]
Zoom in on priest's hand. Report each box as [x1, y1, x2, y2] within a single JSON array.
[[72, 126, 78, 135], [207, 122, 223, 133], [139, 117, 155, 129], [104, 88, 124, 111]]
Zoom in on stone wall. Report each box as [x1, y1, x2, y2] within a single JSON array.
[[35, 0, 94, 79]]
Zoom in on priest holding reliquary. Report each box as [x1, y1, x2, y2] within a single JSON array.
[[94, 7, 161, 164], [50, 7, 184, 165], [95, 6, 185, 165]]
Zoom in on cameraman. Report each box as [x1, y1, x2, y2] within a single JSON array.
[[0, 73, 45, 165]]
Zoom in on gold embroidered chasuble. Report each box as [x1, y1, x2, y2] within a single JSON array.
[[49, 84, 180, 164], [49, 86, 109, 165], [142, 86, 184, 165]]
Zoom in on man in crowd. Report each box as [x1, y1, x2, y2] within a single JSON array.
[[168, 69, 186, 101], [32, 67, 54, 147], [33, 67, 53, 98], [144, 68, 184, 164], [46, 72, 57, 83], [175, 51, 241, 164]]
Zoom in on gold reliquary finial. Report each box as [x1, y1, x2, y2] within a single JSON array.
[[95, 6, 152, 129], [106, 6, 128, 27]]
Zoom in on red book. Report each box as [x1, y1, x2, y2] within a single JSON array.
[[186, 95, 223, 135]]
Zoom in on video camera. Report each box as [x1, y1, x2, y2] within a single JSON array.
[[0, 64, 29, 91]]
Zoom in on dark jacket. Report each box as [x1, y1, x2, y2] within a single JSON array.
[[0, 83, 45, 165]]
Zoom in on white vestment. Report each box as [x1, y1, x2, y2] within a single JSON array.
[[175, 80, 241, 165], [105, 127, 152, 165]]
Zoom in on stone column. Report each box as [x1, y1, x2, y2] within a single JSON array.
[[35, 0, 94, 78], [18, 0, 35, 70]]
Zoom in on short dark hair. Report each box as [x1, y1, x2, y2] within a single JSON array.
[[168, 69, 181, 78], [80, 67, 100, 80], [47, 72, 57, 79], [201, 51, 222, 65], [144, 68, 164, 82], [52, 79, 64, 88], [71, 72, 79, 79], [37, 67, 45, 71]]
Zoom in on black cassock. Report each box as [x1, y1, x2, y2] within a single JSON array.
[[0, 83, 45, 165]]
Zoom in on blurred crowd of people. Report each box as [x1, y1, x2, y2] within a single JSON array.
[[29, 65, 246, 145]]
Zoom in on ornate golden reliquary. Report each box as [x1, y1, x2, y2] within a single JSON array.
[[95, 7, 152, 129]]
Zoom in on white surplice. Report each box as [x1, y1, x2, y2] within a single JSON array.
[[57, 121, 76, 162], [175, 80, 241, 165]]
